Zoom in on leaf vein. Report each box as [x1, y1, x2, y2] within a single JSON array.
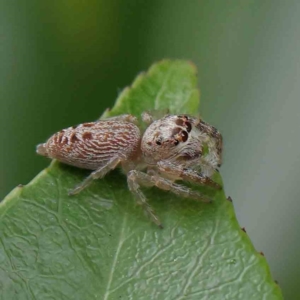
[[103, 213, 127, 300]]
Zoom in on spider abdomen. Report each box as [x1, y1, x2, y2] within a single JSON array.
[[37, 120, 141, 170]]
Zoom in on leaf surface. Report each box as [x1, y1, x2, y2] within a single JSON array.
[[0, 60, 283, 300]]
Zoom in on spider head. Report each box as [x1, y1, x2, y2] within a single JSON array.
[[141, 115, 196, 164]]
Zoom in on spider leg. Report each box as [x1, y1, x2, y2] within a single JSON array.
[[146, 169, 211, 202], [127, 170, 163, 228], [127, 170, 211, 227], [195, 118, 223, 166], [98, 114, 138, 124], [157, 161, 222, 189], [141, 111, 154, 124], [69, 156, 122, 195], [141, 109, 170, 124]]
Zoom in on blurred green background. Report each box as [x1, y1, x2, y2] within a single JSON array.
[[1, 0, 299, 298]]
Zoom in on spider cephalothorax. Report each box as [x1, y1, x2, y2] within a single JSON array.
[[37, 112, 223, 227], [141, 114, 222, 176]]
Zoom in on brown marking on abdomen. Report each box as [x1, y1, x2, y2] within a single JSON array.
[[82, 132, 93, 140], [70, 133, 79, 143]]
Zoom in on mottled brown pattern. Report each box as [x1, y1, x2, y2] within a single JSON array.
[[39, 119, 141, 170]]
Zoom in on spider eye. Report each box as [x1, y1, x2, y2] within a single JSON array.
[[174, 139, 179, 146], [185, 121, 192, 133], [156, 140, 162, 146], [181, 131, 188, 142]]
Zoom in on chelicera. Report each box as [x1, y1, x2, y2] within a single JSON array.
[[37, 112, 223, 228]]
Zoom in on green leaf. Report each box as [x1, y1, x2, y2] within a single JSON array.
[[0, 60, 282, 300]]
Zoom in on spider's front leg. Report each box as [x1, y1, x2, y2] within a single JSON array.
[[157, 160, 222, 189], [127, 169, 212, 228]]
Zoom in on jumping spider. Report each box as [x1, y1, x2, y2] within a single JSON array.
[[37, 112, 223, 227]]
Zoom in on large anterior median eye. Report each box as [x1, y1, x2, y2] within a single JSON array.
[[180, 131, 188, 142]]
